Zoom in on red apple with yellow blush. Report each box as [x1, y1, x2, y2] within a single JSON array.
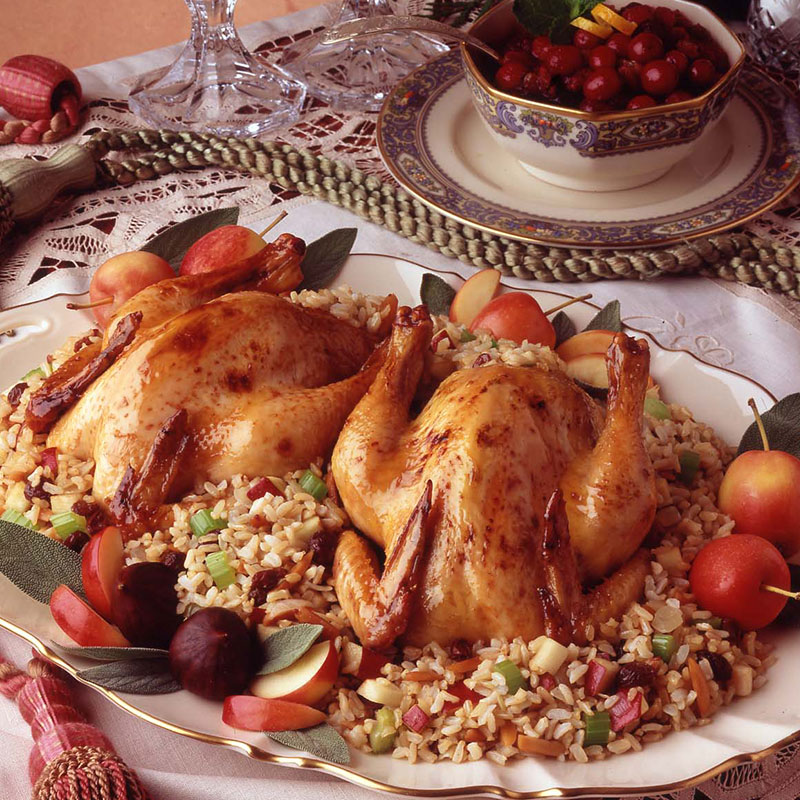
[[86, 251, 174, 327], [179, 225, 268, 276], [718, 399, 800, 558]]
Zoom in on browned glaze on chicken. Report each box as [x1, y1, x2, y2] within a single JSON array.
[[48, 292, 383, 520], [103, 233, 306, 346], [331, 306, 656, 648]]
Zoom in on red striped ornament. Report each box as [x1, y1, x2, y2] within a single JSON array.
[[0, 55, 81, 121]]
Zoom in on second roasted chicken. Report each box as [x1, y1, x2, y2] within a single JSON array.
[[332, 307, 657, 648]]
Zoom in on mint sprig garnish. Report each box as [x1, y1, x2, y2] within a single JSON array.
[[514, 0, 600, 41]]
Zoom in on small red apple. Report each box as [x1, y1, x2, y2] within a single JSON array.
[[689, 534, 790, 630], [50, 584, 130, 647], [222, 695, 326, 732], [81, 526, 124, 621], [179, 225, 267, 276], [249, 639, 339, 706], [718, 400, 800, 557], [448, 270, 501, 327], [469, 292, 556, 348], [88, 251, 173, 327]]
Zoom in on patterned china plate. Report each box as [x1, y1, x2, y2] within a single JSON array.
[[377, 52, 800, 248], [1, 254, 798, 799]]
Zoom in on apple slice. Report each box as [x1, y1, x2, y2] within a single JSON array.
[[50, 585, 130, 647], [564, 353, 609, 397], [341, 642, 390, 680], [449, 270, 500, 327], [585, 657, 620, 696], [222, 695, 326, 732], [555, 329, 616, 362], [250, 639, 339, 706], [81, 526, 124, 620]]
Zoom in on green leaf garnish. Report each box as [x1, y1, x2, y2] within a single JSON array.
[[258, 623, 323, 676], [141, 207, 240, 273], [0, 520, 84, 603], [298, 228, 358, 290], [513, 0, 600, 41], [52, 644, 170, 662], [738, 394, 800, 459], [584, 299, 622, 333], [420, 273, 456, 316], [77, 659, 181, 694], [551, 310, 577, 346], [268, 723, 350, 764]]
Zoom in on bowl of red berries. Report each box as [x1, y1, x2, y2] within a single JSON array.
[[460, 0, 745, 191]]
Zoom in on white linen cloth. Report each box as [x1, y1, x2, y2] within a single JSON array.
[[1, 6, 800, 798]]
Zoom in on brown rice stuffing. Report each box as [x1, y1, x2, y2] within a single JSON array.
[[0, 286, 774, 765]]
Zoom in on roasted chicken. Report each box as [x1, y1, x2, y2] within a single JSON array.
[[47, 292, 383, 522], [332, 307, 657, 648]]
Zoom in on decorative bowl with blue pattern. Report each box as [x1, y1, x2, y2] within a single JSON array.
[[461, 0, 745, 191]]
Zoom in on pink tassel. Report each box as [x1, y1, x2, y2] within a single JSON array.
[[0, 653, 152, 798]]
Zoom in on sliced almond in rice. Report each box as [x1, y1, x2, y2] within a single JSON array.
[[450, 656, 481, 675], [517, 735, 566, 758], [499, 722, 517, 747]]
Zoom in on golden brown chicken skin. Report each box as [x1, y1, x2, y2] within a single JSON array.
[[332, 306, 656, 649], [48, 292, 382, 515]]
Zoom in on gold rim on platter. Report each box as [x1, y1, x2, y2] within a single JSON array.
[[0, 268, 787, 798]]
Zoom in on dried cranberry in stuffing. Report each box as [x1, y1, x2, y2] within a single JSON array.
[[63, 531, 90, 553], [309, 529, 340, 568], [616, 661, 658, 689], [696, 650, 733, 683], [40, 447, 59, 475], [7, 383, 27, 409], [249, 568, 288, 606], [247, 477, 280, 501]]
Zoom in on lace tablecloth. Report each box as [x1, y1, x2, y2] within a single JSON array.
[[1, 5, 800, 798]]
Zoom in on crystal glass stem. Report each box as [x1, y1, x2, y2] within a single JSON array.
[[128, 0, 306, 137], [280, 0, 449, 112]]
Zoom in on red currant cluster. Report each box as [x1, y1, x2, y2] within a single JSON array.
[[492, 3, 731, 112]]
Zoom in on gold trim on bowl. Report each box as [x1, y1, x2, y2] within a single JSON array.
[[460, 0, 747, 122], [0, 266, 787, 798], [375, 57, 800, 249]]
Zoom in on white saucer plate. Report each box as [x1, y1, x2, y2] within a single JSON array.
[[0, 255, 796, 799], [377, 52, 800, 248]]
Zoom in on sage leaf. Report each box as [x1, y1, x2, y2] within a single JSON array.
[[738, 394, 800, 459], [584, 300, 622, 333], [0, 520, 83, 603], [77, 659, 181, 694], [298, 228, 358, 290], [52, 644, 169, 662], [268, 724, 350, 764], [141, 207, 240, 273], [552, 310, 576, 347], [420, 273, 456, 316], [258, 623, 323, 675]]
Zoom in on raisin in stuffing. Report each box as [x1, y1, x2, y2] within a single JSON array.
[[71, 499, 109, 536], [696, 650, 732, 683], [309, 529, 340, 569], [24, 481, 51, 502], [249, 568, 288, 606], [617, 661, 658, 689], [450, 639, 472, 661], [7, 383, 27, 410], [160, 549, 185, 575]]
